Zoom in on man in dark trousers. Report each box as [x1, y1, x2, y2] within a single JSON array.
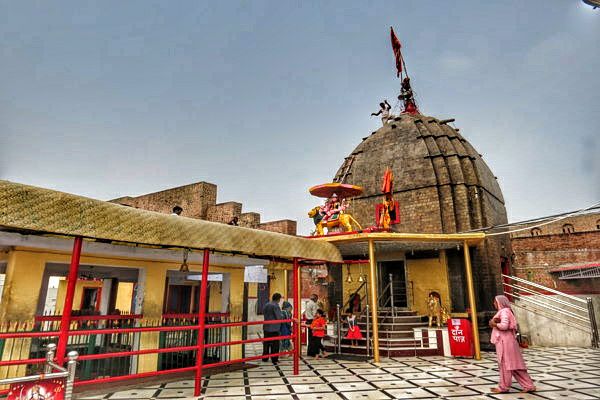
[[262, 292, 283, 363]]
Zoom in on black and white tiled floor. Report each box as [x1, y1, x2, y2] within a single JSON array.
[[77, 345, 600, 399]]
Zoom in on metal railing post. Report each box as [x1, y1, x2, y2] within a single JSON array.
[[389, 273, 395, 317], [45, 343, 56, 374], [365, 304, 370, 358], [336, 304, 342, 354], [587, 298, 599, 348], [65, 351, 79, 400]]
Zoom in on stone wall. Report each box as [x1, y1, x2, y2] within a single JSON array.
[[112, 182, 217, 219], [511, 230, 600, 294], [110, 182, 296, 234], [511, 211, 600, 238], [206, 202, 242, 224], [259, 220, 297, 236]]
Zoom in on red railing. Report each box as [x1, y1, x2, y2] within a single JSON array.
[[0, 237, 304, 397], [0, 317, 299, 396]]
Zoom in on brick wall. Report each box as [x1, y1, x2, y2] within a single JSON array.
[[259, 220, 297, 236], [110, 182, 297, 235], [511, 230, 600, 294], [111, 182, 217, 219], [206, 202, 242, 224], [511, 211, 600, 238]]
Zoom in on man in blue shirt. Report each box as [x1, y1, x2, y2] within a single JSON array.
[[262, 292, 283, 363]]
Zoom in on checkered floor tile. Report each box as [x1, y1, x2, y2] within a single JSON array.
[[75, 345, 600, 399]]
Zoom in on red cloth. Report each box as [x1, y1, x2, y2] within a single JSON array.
[[345, 325, 363, 340], [390, 27, 402, 77], [381, 168, 393, 194], [310, 317, 327, 338]]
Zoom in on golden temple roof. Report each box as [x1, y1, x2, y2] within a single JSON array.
[[0, 180, 342, 262]]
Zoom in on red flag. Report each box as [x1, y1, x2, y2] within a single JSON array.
[[381, 168, 394, 194], [390, 27, 402, 77]]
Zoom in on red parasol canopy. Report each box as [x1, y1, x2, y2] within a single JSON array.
[[309, 183, 364, 199]]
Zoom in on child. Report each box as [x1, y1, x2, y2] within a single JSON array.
[[307, 309, 327, 358], [280, 301, 293, 353], [344, 313, 363, 346]]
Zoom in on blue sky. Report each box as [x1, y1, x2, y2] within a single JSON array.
[[1, 1, 598, 234]]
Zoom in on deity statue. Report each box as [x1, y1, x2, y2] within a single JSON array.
[[308, 183, 363, 236]]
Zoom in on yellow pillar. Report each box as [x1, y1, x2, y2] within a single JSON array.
[[228, 267, 245, 359], [368, 240, 380, 363], [0, 250, 46, 381], [138, 266, 167, 373], [283, 269, 289, 300], [296, 262, 302, 354], [463, 241, 481, 360], [0, 250, 46, 321]]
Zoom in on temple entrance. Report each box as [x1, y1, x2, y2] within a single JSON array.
[[378, 261, 407, 308]]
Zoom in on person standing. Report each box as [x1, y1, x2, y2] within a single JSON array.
[[263, 293, 283, 364], [280, 301, 293, 353], [307, 309, 328, 358], [489, 295, 536, 394], [371, 100, 392, 125], [304, 294, 319, 345]]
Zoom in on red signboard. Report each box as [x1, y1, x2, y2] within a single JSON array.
[[448, 318, 474, 358], [7, 378, 65, 400]]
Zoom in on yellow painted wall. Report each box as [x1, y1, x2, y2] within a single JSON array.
[[115, 282, 134, 313], [406, 250, 451, 315], [341, 264, 368, 308], [268, 269, 287, 299], [0, 250, 46, 321], [208, 282, 222, 312], [55, 279, 103, 312]]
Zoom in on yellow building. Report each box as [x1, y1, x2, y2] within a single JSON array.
[[0, 180, 341, 383]]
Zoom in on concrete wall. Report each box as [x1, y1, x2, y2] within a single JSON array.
[[513, 294, 599, 347]]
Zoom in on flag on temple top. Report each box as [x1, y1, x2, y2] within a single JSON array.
[[390, 27, 402, 77]]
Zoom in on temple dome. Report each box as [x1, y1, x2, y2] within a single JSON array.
[[333, 112, 511, 315], [334, 113, 507, 234]]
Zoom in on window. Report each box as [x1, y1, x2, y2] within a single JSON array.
[[530, 228, 542, 236], [562, 224, 575, 234], [596, 220, 600, 230]]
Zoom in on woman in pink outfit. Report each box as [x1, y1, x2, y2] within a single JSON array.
[[489, 295, 536, 394]]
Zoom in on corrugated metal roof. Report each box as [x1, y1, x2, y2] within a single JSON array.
[[0, 180, 342, 262]]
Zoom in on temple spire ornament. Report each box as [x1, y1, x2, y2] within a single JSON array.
[[390, 27, 420, 115]]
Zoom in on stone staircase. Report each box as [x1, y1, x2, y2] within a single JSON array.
[[324, 307, 446, 357]]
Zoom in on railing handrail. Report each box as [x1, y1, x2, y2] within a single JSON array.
[[377, 281, 391, 307], [502, 274, 587, 303], [502, 282, 589, 313], [503, 273, 599, 348], [508, 291, 591, 326], [341, 281, 367, 314]]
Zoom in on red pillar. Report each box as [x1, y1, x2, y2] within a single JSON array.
[[56, 237, 83, 364], [293, 257, 300, 375], [194, 249, 210, 397]]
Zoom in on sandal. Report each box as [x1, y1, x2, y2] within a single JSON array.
[[490, 388, 508, 394], [521, 387, 537, 393]]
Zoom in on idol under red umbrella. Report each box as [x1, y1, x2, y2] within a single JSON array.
[[308, 183, 364, 199]]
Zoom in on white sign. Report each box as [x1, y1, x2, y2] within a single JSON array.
[[244, 265, 268, 283], [186, 273, 223, 282]]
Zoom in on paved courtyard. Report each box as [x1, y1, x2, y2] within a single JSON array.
[[77, 346, 600, 400]]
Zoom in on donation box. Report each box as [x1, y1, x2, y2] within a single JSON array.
[[448, 318, 474, 358], [8, 378, 65, 400]]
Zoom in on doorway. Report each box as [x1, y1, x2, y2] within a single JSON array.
[[378, 261, 407, 308]]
